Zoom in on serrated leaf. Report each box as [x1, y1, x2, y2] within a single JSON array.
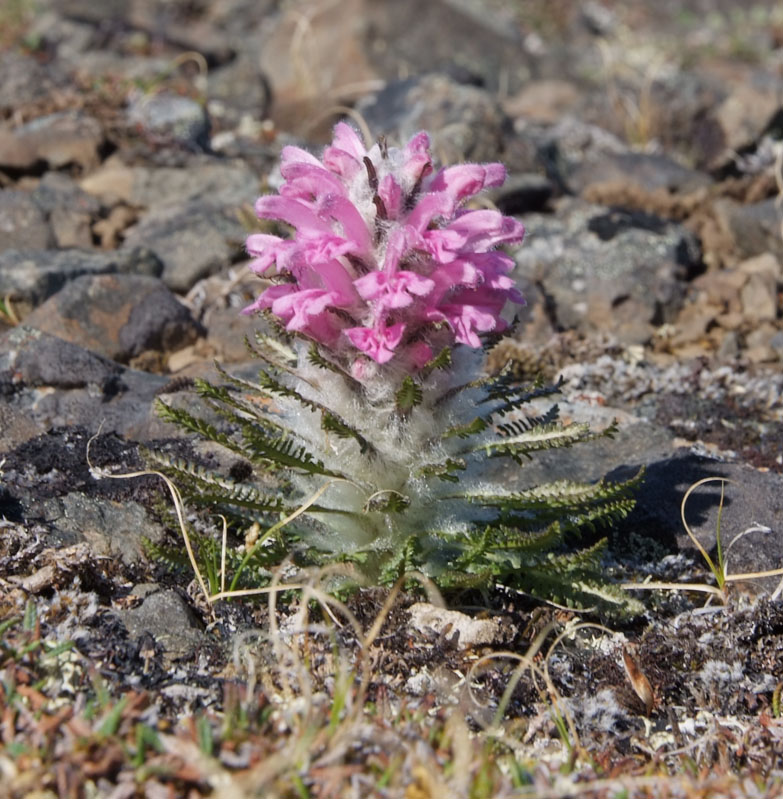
[[440, 416, 488, 440], [321, 411, 373, 454], [416, 457, 467, 483], [395, 376, 423, 413]]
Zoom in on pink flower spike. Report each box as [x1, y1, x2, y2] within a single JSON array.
[[245, 123, 527, 374], [436, 302, 498, 348], [280, 163, 346, 200]]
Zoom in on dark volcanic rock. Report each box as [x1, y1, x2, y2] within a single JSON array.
[[122, 199, 247, 292], [24, 273, 203, 363], [356, 73, 507, 163], [127, 91, 211, 152], [0, 326, 170, 445], [626, 451, 783, 594], [0, 189, 54, 250], [514, 198, 702, 344], [118, 588, 207, 664], [717, 198, 783, 264], [0, 247, 163, 309], [0, 52, 62, 112], [3, 112, 105, 173], [32, 172, 102, 249]]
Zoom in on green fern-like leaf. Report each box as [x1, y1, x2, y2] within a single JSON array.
[[441, 416, 488, 440], [395, 376, 423, 413]]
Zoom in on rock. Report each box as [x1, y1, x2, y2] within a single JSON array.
[[713, 79, 781, 160], [122, 199, 248, 292], [690, 269, 747, 315], [23, 273, 202, 363], [81, 156, 258, 210], [207, 55, 272, 127], [118, 589, 207, 664], [627, 451, 783, 594], [0, 52, 61, 111], [356, 74, 506, 163], [127, 91, 211, 152], [504, 79, 583, 124], [0, 190, 54, 250], [522, 116, 627, 194], [0, 129, 42, 172], [491, 172, 554, 215], [0, 326, 170, 444], [570, 151, 712, 196], [408, 603, 508, 648], [32, 172, 101, 249], [645, 71, 727, 170], [0, 247, 163, 309], [737, 252, 782, 282], [740, 274, 777, 322], [89, 206, 135, 249], [717, 198, 783, 264], [361, 0, 530, 95], [514, 198, 701, 344], [7, 112, 105, 172], [38, 494, 167, 566]]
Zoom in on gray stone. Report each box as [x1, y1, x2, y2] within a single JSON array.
[[514, 198, 700, 344], [0, 190, 54, 250], [39, 494, 167, 566], [133, 160, 256, 209], [0, 247, 163, 309], [32, 172, 101, 216], [207, 55, 272, 127], [492, 172, 554, 215], [119, 589, 206, 663], [23, 273, 202, 363], [626, 451, 783, 595], [717, 198, 783, 264], [356, 74, 506, 163], [122, 200, 247, 292], [127, 91, 211, 152], [0, 324, 122, 390], [0, 326, 170, 443], [408, 603, 509, 648], [569, 151, 713, 195], [32, 172, 101, 249], [11, 112, 104, 172], [0, 52, 61, 111]]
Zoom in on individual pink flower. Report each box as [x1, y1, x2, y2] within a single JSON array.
[[245, 122, 525, 373]]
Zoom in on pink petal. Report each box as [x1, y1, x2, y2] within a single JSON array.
[[318, 195, 372, 253], [344, 323, 405, 363], [280, 163, 346, 200], [255, 195, 331, 233], [447, 210, 525, 250], [281, 145, 322, 169], [243, 282, 296, 316], [378, 174, 402, 219], [407, 340, 433, 368], [272, 289, 339, 331], [406, 192, 455, 233]]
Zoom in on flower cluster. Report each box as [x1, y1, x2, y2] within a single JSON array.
[[245, 123, 525, 375]]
